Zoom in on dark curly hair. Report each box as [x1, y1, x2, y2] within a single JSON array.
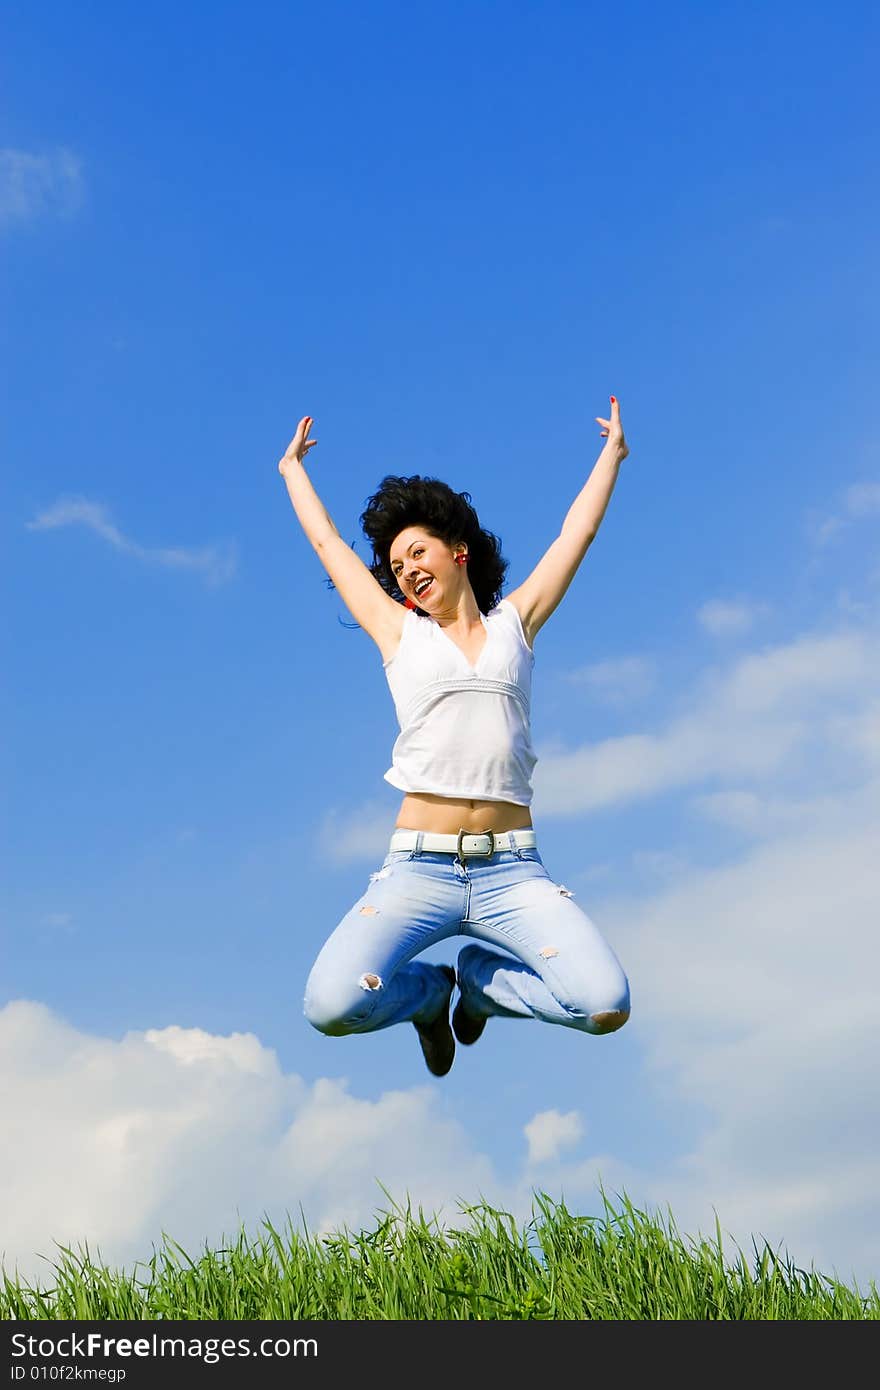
[[357, 474, 509, 616]]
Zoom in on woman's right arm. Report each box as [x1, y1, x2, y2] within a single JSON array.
[[278, 417, 403, 649]]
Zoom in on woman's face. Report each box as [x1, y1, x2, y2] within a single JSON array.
[[388, 527, 464, 610]]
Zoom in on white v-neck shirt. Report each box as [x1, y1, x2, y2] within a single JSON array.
[[382, 598, 537, 805]]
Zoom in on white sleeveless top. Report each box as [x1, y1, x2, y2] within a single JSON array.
[[382, 598, 537, 806]]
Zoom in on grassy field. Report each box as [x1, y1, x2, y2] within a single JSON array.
[[2, 1191, 877, 1320]]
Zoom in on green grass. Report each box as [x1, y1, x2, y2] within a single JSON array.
[[2, 1190, 877, 1320]]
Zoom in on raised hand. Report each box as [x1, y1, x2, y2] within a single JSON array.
[[594, 396, 629, 460], [279, 416, 318, 476]]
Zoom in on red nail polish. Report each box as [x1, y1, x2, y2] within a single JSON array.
[[610, 396, 616, 404]]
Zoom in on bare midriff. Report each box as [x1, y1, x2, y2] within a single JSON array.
[[394, 792, 533, 835]]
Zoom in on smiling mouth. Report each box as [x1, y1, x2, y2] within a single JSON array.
[[414, 578, 433, 599]]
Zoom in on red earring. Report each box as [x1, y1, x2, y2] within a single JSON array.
[[455, 553, 467, 565]]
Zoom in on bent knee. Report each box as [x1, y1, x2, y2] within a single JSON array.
[[304, 1001, 350, 1037], [565, 973, 630, 1034], [303, 971, 382, 1036]]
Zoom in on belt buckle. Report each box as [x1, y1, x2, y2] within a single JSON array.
[[456, 827, 496, 863]]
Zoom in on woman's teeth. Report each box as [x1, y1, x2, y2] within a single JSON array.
[[415, 578, 433, 597]]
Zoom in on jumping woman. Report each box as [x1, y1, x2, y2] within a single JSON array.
[[279, 398, 631, 1076]]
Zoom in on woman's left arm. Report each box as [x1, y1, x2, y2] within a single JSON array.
[[506, 396, 629, 644]]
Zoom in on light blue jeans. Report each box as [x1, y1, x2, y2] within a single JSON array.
[[303, 839, 630, 1036]]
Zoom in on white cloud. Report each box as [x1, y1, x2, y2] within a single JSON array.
[[0, 147, 84, 227], [25, 496, 238, 587], [524, 1109, 583, 1165], [0, 1001, 498, 1285]]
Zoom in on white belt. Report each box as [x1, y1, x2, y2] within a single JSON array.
[[389, 828, 537, 859]]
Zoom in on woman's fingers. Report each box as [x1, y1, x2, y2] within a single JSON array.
[[596, 397, 625, 446], [279, 416, 317, 472], [295, 418, 316, 446]]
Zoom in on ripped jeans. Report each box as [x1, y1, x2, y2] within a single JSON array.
[[303, 841, 630, 1037]]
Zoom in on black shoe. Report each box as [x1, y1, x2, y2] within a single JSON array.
[[413, 965, 456, 1076], [452, 993, 487, 1046]]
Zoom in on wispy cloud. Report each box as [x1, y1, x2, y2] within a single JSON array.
[[562, 655, 656, 704], [41, 913, 73, 931], [807, 479, 880, 547], [25, 496, 238, 587], [315, 800, 398, 864], [630, 848, 693, 882], [844, 483, 880, 518], [533, 626, 879, 817], [0, 147, 84, 228], [696, 599, 768, 637], [593, 775, 880, 1287], [316, 616, 880, 854]]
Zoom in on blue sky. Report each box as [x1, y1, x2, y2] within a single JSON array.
[[4, 0, 880, 1288]]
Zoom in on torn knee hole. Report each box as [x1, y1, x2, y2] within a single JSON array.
[[359, 905, 380, 915], [359, 973, 382, 991], [590, 1008, 630, 1034], [554, 884, 574, 897], [539, 946, 559, 960]]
